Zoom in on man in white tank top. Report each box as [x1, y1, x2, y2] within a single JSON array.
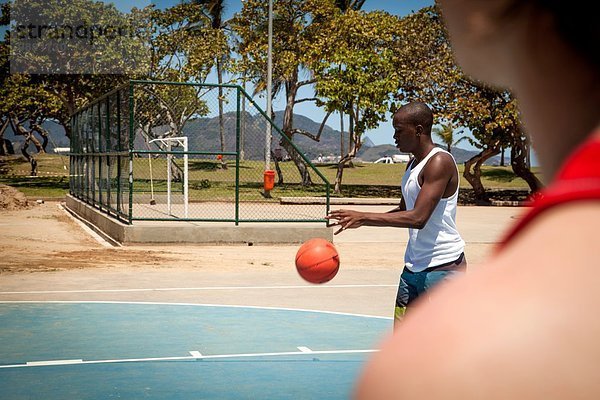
[[327, 102, 466, 326]]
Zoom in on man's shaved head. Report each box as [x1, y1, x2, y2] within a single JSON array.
[[394, 102, 434, 134]]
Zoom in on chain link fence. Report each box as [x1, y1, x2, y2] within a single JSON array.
[[70, 80, 331, 224]]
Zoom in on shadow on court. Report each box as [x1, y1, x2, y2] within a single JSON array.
[[0, 302, 391, 399]]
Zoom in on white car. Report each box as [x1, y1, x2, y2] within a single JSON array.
[[374, 156, 394, 164], [392, 154, 411, 163]]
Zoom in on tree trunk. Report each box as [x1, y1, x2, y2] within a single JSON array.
[[511, 135, 543, 193], [271, 150, 284, 185], [10, 114, 45, 153], [340, 110, 345, 159], [56, 114, 72, 140], [19, 137, 38, 176], [278, 138, 312, 186], [281, 78, 312, 186], [334, 121, 361, 194], [334, 157, 349, 194], [463, 146, 500, 203], [0, 118, 9, 156], [32, 123, 49, 152]]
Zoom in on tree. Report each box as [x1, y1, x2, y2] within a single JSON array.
[[4, 0, 153, 138], [150, 3, 227, 83], [432, 123, 466, 153], [1, 74, 64, 174], [134, 3, 229, 179], [231, 0, 339, 186], [0, 6, 61, 172], [334, 0, 366, 11], [0, 3, 10, 153], [392, 6, 542, 200], [332, 0, 366, 163], [310, 9, 402, 193], [192, 0, 232, 169]]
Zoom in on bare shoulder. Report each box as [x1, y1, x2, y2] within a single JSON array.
[[421, 150, 457, 178], [355, 201, 600, 399], [428, 150, 456, 168]]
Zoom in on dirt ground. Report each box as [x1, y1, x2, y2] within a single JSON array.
[[0, 184, 31, 212], [0, 201, 417, 277], [0, 201, 514, 274]]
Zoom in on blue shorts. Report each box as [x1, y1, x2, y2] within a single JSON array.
[[395, 253, 466, 320]]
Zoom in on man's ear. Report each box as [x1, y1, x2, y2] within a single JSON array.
[[416, 125, 423, 136]]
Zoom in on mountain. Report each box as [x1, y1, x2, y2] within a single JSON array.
[[135, 111, 346, 161], [273, 113, 506, 165], [362, 137, 376, 148], [4, 113, 505, 166], [354, 143, 505, 165]]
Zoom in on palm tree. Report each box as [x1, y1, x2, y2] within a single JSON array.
[[334, 0, 366, 12], [432, 123, 467, 153]]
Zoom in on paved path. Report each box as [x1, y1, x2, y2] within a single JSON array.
[[0, 204, 525, 317]]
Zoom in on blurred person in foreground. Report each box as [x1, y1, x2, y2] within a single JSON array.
[[355, 0, 600, 398]]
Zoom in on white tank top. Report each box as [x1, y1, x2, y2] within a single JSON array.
[[401, 147, 465, 272]]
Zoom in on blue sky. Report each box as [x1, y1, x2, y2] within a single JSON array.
[[148, 0, 433, 21]]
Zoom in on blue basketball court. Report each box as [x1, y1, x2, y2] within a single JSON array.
[[0, 301, 391, 399]]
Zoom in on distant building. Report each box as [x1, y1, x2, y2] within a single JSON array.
[[53, 147, 70, 154]]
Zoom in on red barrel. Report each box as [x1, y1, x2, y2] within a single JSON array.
[[263, 170, 275, 191]]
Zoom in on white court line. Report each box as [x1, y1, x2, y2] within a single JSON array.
[[297, 346, 313, 353], [0, 284, 396, 295], [0, 300, 394, 320], [27, 359, 83, 366], [0, 349, 377, 369]]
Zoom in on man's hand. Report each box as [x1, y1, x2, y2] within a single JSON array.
[[326, 209, 366, 235]]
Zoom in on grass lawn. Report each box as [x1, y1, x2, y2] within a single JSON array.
[[1, 153, 542, 200]]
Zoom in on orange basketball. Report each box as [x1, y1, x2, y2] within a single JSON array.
[[295, 238, 340, 284]]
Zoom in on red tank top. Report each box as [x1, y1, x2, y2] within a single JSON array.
[[501, 134, 600, 246]]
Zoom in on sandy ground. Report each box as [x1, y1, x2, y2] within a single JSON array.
[[0, 202, 523, 317]]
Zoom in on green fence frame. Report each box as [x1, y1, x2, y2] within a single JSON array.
[[69, 80, 331, 225]]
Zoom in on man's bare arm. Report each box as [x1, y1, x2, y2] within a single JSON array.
[[326, 154, 454, 234]]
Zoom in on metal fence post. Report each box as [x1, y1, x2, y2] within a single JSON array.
[[116, 89, 122, 215], [128, 82, 134, 224], [105, 96, 111, 211], [235, 87, 241, 226]]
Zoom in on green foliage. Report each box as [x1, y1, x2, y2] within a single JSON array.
[[10, 0, 152, 75], [392, 6, 519, 151], [1, 0, 152, 138], [230, 0, 337, 95], [0, 0, 539, 197], [432, 123, 466, 152], [134, 83, 210, 139], [150, 3, 229, 82], [310, 9, 401, 136]]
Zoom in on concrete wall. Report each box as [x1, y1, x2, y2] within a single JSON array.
[[65, 195, 333, 245]]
